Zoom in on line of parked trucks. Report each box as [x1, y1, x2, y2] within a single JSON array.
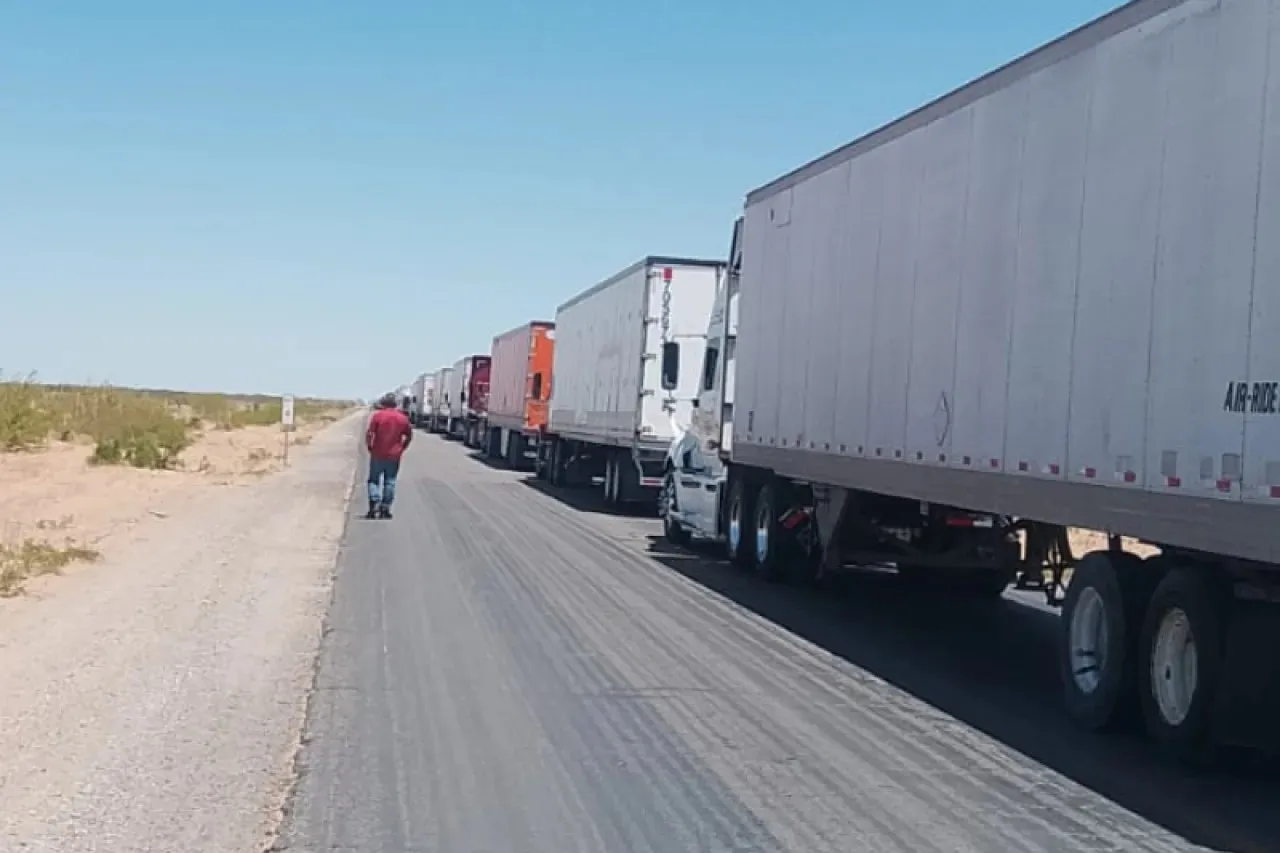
[[398, 0, 1280, 766]]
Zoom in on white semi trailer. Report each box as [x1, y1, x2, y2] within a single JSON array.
[[539, 256, 723, 506], [409, 372, 435, 427], [661, 0, 1280, 763], [428, 366, 454, 433]]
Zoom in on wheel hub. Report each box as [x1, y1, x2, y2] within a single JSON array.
[[1068, 586, 1109, 695], [1151, 607, 1198, 727]]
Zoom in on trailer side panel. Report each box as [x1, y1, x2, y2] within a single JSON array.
[[734, 0, 1280, 563]]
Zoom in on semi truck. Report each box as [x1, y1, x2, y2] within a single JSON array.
[[538, 256, 723, 507], [445, 354, 491, 447], [659, 0, 1280, 763], [409, 372, 436, 428], [481, 321, 555, 470], [427, 366, 454, 433]]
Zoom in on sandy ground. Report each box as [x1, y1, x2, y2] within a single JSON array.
[[1069, 530, 1159, 560], [0, 417, 339, 560], [0, 411, 361, 853]]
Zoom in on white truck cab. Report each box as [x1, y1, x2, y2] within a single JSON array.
[[660, 217, 743, 547]]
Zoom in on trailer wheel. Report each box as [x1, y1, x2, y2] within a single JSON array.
[[1137, 566, 1225, 764], [725, 477, 756, 569], [660, 471, 691, 547], [603, 454, 618, 505], [1060, 552, 1150, 732], [752, 482, 787, 583]]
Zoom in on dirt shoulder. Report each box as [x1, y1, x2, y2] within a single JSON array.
[[0, 415, 347, 595], [0, 411, 361, 852]]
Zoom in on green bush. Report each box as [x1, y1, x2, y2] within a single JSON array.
[[90, 419, 191, 470], [0, 380, 55, 450]]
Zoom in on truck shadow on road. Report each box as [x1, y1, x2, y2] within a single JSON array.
[[518, 477, 658, 519], [643, 536, 1280, 853]]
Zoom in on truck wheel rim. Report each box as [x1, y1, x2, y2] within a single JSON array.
[[1068, 586, 1109, 696], [755, 499, 770, 563], [728, 495, 741, 553], [1151, 607, 1198, 727]]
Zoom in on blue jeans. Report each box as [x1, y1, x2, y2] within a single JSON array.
[[367, 457, 402, 507]]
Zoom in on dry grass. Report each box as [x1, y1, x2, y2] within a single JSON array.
[[0, 376, 354, 470], [0, 539, 100, 597]]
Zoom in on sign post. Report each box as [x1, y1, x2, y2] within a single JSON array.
[[281, 394, 296, 466]]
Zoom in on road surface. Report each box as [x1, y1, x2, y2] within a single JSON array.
[[279, 434, 1280, 853]]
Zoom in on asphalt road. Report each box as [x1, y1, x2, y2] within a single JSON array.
[[278, 434, 1280, 853]]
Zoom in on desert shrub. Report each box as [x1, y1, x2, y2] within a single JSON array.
[[0, 380, 353, 459], [0, 539, 100, 596], [89, 417, 191, 470], [0, 379, 55, 450]]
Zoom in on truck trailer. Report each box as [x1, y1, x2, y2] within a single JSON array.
[[481, 321, 555, 470], [409, 372, 436, 428], [660, 0, 1280, 762], [539, 256, 723, 507], [427, 366, 454, 433], [446, 354, 491, 447]]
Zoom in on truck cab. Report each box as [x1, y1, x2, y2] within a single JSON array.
[[661, 218, 742, 546]]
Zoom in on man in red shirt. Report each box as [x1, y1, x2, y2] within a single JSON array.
[[365, 392, 413, 519]]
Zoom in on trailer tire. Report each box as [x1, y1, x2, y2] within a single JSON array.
[[1060, 552, 1150, 732], [752, 482, 787, 583], [1137, 565, 1225, 765], [603, 454, 618, 505], [725, 477, 756, 569]]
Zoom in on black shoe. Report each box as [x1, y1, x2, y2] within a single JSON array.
[[379, 505, 392, 519], [365, 504, 379, 520]]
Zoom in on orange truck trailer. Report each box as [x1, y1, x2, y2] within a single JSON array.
[[479, 320, 555, 470]]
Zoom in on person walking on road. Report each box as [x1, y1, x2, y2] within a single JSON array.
[[365, 392, 413, 519]]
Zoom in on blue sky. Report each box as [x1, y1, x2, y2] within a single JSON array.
[[1, 0, 1121, 399]]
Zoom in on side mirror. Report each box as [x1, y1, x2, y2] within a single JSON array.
[[660, 342, 680, 391]]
